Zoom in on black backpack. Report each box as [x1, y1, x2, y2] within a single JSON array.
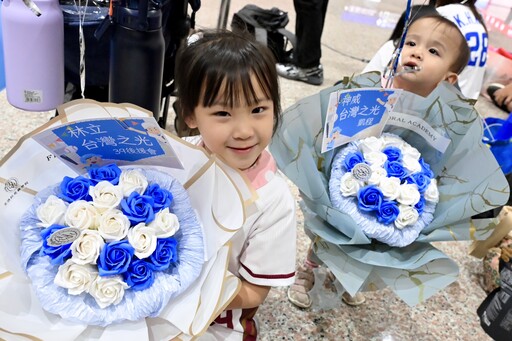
[[231, 4, 296, 63]]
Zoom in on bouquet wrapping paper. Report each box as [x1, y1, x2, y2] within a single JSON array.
[[0, 99, 256, 339], [269, 72, 510, 306]]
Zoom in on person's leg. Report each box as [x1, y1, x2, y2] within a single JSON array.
[[287, 242, 365, 308], [287, 245, 318, 308], [294, 0, 328, 68], [276, 0, 328, 85]]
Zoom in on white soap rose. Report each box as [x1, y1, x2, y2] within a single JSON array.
[[148, 208, 180, 238], [367, 166, 387, 186], [89, 275, 128, 308], [395, 205, 419, 229], [424, 178, 440, 203], [379, 177, 401, 200], [118, 170, 148, 196], [359, 136, 384, 154], [402, 155, 422, 174], [70, 229, 104, 265], [402, 144, 421, 160], [54, 259, 98, 295], [128, 223, 157, 259], [397, 183, 421, 206], [98, 209, 130, 242], [363, 151, 388, 168], [89, 181, 123, 212], [339, 172, 363, 197], [382, 135, 405, 149], [36, 195, 67, 228], [65, 200, 99, 230]]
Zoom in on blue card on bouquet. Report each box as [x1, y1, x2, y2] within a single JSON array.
[[321, 88, 402, 153], [33, 117, 183, 173]]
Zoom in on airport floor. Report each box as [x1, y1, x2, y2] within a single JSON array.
[[1, 0, 512, 340]]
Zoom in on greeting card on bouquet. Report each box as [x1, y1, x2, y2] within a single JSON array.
[[321, 88, 402, 153], [33, 117, 183, 173]]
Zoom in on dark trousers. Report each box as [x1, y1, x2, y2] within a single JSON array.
[[293, 0, 329, 68]]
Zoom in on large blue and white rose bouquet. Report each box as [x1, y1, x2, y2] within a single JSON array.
[[330, 133, 438, 247], [270, 72, 509, 306], [20, 163, 204, 325], [0, 100, 248, 339]]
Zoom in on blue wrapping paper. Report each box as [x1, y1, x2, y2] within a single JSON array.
[[270, 72, 510, 305]]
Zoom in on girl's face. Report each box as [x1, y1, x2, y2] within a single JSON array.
[[393, 17, 459, 97], [185, 76, 274, 171]]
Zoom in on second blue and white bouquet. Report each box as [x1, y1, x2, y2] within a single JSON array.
[[329, 133, 438, 247], [19, 163, 204, 326], [270, 72, 509, 306]]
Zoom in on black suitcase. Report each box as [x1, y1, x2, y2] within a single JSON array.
[[61, 0, 200, 126]]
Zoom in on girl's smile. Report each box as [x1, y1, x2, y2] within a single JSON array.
[[185, 75, 274, 171]]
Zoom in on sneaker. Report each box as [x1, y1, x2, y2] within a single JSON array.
[[323, 269, 365, 306], [287, 264, 315, 308], [341, 292, 366, 306], [276, 63, 324, 85]]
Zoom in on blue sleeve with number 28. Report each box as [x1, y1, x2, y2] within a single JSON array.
[[465, 31, 488, 67]]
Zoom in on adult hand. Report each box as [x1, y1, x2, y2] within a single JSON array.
[[493, 83, 512, 113]]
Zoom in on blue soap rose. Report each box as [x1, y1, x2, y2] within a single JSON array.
[[145, 183, 173, 211], [124, 259, 155, 291], [357, 185, 383, 212], [414, 196, 425, 215], [121, 192, 156, 225], [58, 176, 92, 202], [98, 240, 134, 276], [88, 163, 122, 185], [384, 161, 408, 180], [419, 158, 434, 178], [39, 224, 73, 265], [382, 146, 402, 162], [406, 172, 431, 193], [150, 237, 178, 271], [377, 200, 400, 225], [344, 151, 365, 172]]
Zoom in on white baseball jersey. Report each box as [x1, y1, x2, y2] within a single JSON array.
[[437, 4, 488, 99], [363, 40, 396, 75], [185, 137, 297, 340]]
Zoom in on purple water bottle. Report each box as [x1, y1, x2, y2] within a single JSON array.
[[1, 0, 64, 111]]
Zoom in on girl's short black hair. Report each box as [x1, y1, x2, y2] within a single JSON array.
[[174, 30, 281, 134]]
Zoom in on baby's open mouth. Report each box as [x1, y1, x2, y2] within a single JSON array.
[[402, 62, 421, 72]]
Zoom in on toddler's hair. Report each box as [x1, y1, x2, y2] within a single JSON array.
[[175, 30, 281, 134], [411, 14, 470, 74]]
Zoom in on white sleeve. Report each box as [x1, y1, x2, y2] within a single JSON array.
[[238, 175, 297, 287], [436, 4, 487, 99], [362, 40, 396, 74]]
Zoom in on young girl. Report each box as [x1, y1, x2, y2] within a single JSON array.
[[174, 30, 297, 340]]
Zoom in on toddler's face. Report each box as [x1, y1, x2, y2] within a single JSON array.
[[185, 76, 274, 171], [393, 17, 460, 97]]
